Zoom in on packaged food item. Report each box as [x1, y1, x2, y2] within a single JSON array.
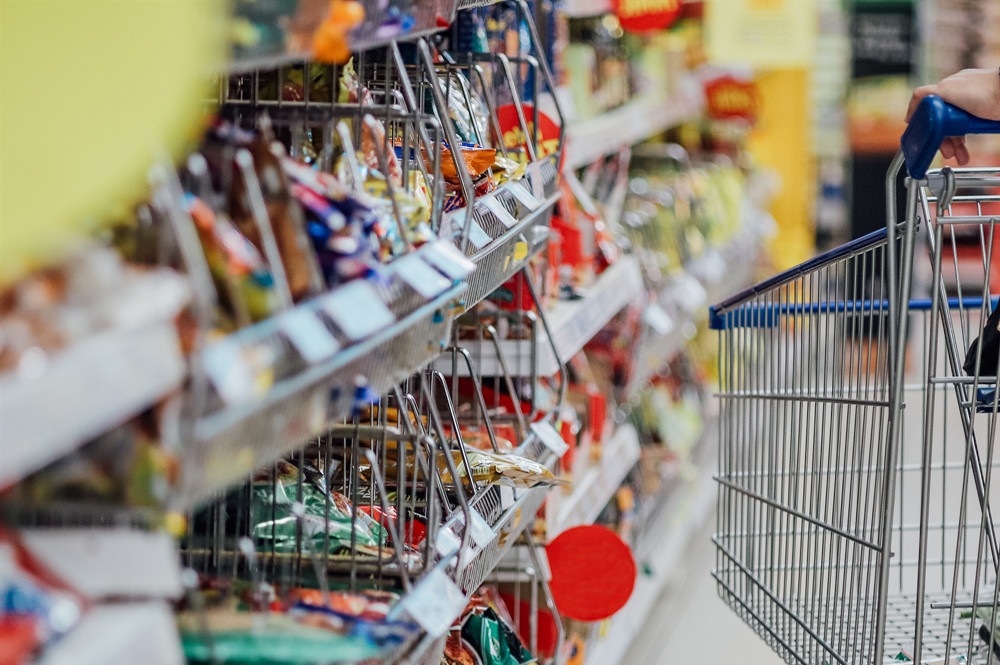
[[337, 59, 403, 186], [250, 462, 385, 554], [442, 629, 482, 665], [462, 606, 535, 665], [234, 131, 318, 301], [187, 194, 281, 326]]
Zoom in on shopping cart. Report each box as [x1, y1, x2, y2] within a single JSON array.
[[709, 96, 1000, 664]]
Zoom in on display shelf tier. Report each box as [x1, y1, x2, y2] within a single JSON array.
[[0, 319, 186, 491], [171, 241, 468, 511], [548, 423, 642, 535], [450, 155, 561, 314], [582, 427, 718, 665], [445, 427, 561, 594], [436, 254, 644, 377], [563, 86, 703, 170]]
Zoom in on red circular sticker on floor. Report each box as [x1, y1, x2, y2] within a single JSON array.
[[545, 524, 636, 621]]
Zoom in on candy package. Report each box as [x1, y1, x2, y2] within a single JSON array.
[[251, 462, 385, 554]]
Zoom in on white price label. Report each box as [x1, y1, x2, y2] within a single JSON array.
[[499, 485, 517, 510], [483, 196, 519, 229], [435, 526, 461, 560], [396, 568, 467, 637], [393, 254, 452, 299], [423, 241, 476, 280], [202, 337, 266, 405], [277, 308, 340, 363], [320, 280, 395, 341], [460, 217, 491, 249], [529, 168, 546, 201], [531, 421, 570, 458], [457, 507, 496, 550], [642, 303, 675, 336], [508, 181, 541, 211]]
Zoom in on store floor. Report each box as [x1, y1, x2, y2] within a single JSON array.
[[622, 516, 782, 664]]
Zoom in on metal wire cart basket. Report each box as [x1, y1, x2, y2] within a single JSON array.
[[709, 97, 1000, 664]]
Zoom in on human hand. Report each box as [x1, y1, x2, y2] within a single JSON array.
[[905, 68, 1000, 165]]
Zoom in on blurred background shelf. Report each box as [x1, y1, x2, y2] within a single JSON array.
[[0, 321, 185, 490], [437, 255, 644, 377], [548, 423, 642, 535], [564, 87, 704, 170]]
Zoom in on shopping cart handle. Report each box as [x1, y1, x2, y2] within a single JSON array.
[[902, 95, 1000, 179]]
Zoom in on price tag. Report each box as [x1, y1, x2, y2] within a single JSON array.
[[531, 421, 570, 458], [483, 196, 519, 229], [392, 254, 451, 299], [435, 526, 461, 560], [396, 568, 467, 637], [529, 168, 546, 201], [499, 485, 517, 510], [458, 507, 497, 550], [319, 280, 395, 341], [642, 303, 675, 336], [423, 241, 476, 281], [277, 308, 340, 364], [508, 181, 541, 211], [202, 337, 270, 405], [461, 216, 492, 249]]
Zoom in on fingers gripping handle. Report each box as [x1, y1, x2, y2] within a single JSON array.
[[902, 95, 1000, 179]]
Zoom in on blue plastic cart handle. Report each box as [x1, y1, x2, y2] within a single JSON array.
[[902, 95, 1000, 179]]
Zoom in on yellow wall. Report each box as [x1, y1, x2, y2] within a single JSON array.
[[747, 68, 815, 270]]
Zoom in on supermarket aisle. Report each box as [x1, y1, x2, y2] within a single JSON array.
[[623, 517, 783, 664]]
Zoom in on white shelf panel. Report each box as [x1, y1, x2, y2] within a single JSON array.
[[582, 456, 717, 665], [443, 255, 644, 377], [549, 423, 642, 535], [37, 602, 183, 665], [564, 85, 703, 170], [0, 321, 185, 489]]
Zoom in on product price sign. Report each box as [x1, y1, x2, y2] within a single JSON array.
[[531, 421, 570, 458], [395, 568, 467, 638], [319, 280, 395, 341], [393, 253, 452, 299], [461, 216, 492, 250], [483, 195, 519, 229], [202, 336, 274, 405], [613, 0, 681, 34], [423, 241, 476, 281], [508, 181, 542, 211], [459, 507, 497, 550], [277, 307, 341, 364], [435, 526, 461, 559]]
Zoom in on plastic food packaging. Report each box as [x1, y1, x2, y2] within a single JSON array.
[[250, 462, 384, 554]]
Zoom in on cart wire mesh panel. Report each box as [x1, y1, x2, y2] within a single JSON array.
[[710, 224, 906, 665], [709, 150, 1000, 664]]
